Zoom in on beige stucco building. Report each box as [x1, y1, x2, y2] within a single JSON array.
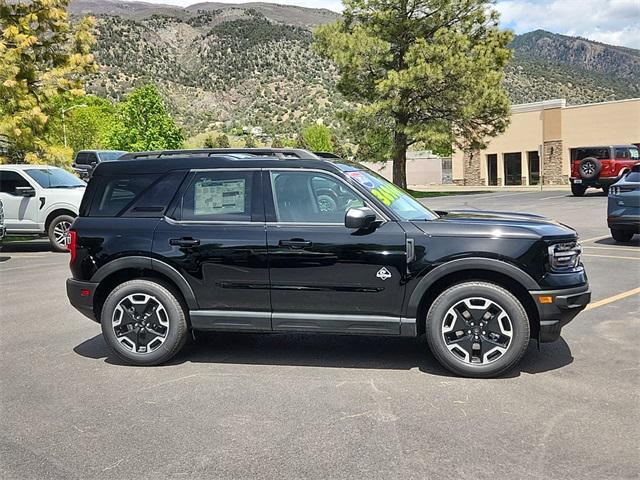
[[452, 98, 640, 186]]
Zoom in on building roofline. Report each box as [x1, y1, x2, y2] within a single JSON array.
[[511, 99, 565, 113], [510, 97, 640, 114], [563, 97, 640, 110]]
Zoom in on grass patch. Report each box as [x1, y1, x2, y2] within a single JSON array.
[[408, 190, 491, 198]]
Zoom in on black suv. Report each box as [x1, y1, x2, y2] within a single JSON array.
[[66, 149, 591, 377]]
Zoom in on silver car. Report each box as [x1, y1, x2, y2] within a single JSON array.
[[608, 163, 640, 242]]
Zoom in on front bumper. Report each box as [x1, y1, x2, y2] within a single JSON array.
[[607, 215, 640, 231], [66, 278, 99, 322], [529, 285, 591, 343]]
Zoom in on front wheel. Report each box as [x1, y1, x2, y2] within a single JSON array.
[[611, 229, 634, 242], [101, 280, 188, 365], [425, 282, 530, 378], [48, 214, 74, 252]]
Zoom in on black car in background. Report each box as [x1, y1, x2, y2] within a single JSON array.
[[72, 150, 127, 180], [66, 148, 590, 377]]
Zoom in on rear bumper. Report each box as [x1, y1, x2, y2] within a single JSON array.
[[570, 177, 619, 187], [66, 278, 99, 322], [529, 285, 591, 343]]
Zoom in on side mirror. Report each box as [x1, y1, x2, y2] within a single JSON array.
[[345, 207, 377, 230], [15, 186, 36, 197]]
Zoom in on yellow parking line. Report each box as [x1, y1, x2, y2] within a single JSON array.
[[582, 254, 640, 261], [579, 234, 611, 244], [584, 246, 640, 253], [585, 287, 640, 311]]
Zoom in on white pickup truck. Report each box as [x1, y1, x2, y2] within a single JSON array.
[[0, 165, 86, 251]]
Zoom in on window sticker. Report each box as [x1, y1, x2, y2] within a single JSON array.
[[194, 178, 245, 215]]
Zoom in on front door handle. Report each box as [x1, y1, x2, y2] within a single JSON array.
[[169, 237, 201, 248], [279, 239, 312, 249]]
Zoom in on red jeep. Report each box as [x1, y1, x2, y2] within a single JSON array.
[[570, 145, 640, 196]]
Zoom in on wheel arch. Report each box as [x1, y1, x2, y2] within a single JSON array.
[[407, 259, 540, 338], [44, 208, 76, 231], [90, 257, 198, 322]]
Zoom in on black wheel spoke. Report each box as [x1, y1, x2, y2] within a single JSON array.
[[112, 294, 168, 354], [442, 297, 513, 365]]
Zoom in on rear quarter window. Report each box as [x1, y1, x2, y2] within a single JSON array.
[[88, 175, 160, 217]]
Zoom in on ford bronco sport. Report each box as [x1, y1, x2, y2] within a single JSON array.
[[570, 145, 639, 196], [66, 149, 591, 377]]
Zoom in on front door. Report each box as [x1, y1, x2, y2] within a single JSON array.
[[0, 170, 40, 232], [264, 170, 407, 335], [153, 169, 271, 331]]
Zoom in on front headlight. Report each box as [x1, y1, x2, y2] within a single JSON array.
[[547, 241, 582, 271]]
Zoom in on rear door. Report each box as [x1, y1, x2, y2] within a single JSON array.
[[264, 169, 407, 335], [152, 169, 271, 331]]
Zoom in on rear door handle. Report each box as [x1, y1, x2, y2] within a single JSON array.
[[279, 239, 312, 248], [169, 237, 200, 247]]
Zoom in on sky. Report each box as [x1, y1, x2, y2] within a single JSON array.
[[127, 0, 640, 49]]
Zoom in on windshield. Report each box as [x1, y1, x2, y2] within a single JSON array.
[[99, 151, 127, 161], [25, 168, 85, 189], [345, 169, 438, 221]]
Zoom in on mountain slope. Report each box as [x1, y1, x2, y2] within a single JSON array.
[[71, 0, 640, 135]]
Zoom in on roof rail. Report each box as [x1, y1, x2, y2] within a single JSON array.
[[119, 148, 321, 160]]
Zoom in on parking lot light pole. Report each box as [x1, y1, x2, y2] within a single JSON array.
[[61, 104, 88, 148]]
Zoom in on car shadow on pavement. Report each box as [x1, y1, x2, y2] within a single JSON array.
[[593, 237, 640, 247], [74, 332, 573, 379], [0, 240, 54, 254]]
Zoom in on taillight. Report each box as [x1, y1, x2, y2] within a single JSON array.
[[69, 230, 78, 265]]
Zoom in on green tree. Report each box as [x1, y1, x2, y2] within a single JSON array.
[[47, 96, 116, 154], [0, 0, 96, 164], [299, 124, 333, 152], [271, 137, 284, 148], [244, 135, 257, 148], [203, 134, 216, 148], [106, 84, 184, 151], [314, 0, 512, 188], [216, 133, 230, 148]]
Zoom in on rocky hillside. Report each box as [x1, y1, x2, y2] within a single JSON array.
[[71, 0, 640, 135]]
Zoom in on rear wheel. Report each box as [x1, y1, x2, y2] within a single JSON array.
[[571, 183, 586, 197], [611, 229, 634, 242], [425, 281, 530, 378], [101, 279, 188, 365], [48, 214, 74, 252]]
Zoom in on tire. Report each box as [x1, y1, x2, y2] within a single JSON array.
[[579, 157, 601, 180], [47, 214, 74, 252], [425, 281, 530, 378], [101, 279, 188, 366], [611, 229, 634, 243], [571, 183, 586, 197]]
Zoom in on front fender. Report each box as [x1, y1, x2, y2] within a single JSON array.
[[403, 257, 539, 319]]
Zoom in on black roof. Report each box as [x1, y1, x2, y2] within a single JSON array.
[[119, 148, 320, 160], [94, 150, 360, 176], [573, 144, 638, 150]]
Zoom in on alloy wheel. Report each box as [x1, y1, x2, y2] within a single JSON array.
[[581, 162, 596, 177], [53, 220, 72, 248], [441, 297, 513, 365], [112, 294, 170, 354]]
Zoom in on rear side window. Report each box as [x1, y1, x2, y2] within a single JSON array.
[[180, 171, 255, 222], [89, 175, 160, 217], [573, 148, 610, 161]]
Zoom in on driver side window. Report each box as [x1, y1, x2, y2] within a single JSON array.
[[271, 171, 364, 223], [0, 171, 30, 195]]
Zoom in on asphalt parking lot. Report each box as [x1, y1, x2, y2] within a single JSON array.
[[1, 190, 638, 480]]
